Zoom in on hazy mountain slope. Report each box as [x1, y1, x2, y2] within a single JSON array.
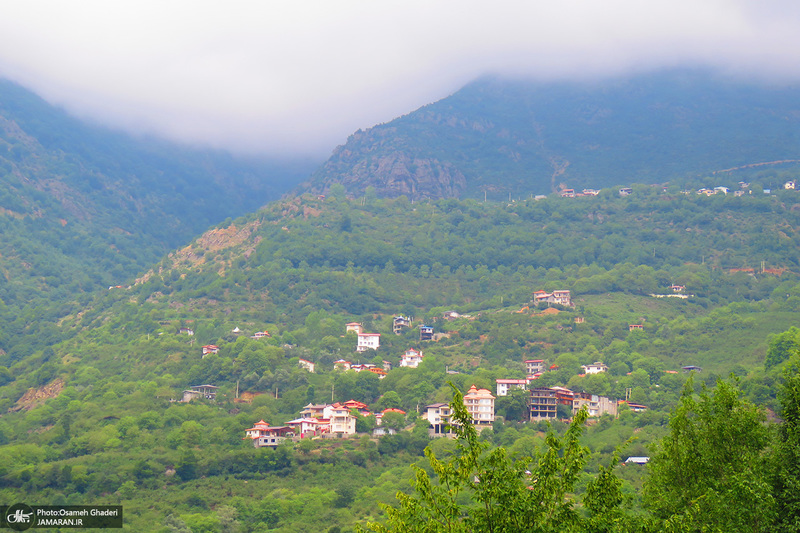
[[0, 79, 317, 357], [308, 70, 800, 200]]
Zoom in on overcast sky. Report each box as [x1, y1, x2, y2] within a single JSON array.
[[0, 1, 798, 158]]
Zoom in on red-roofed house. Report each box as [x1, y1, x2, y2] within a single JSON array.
[[495, 379, 528, 397], [202, 345, 219, 356], [400, 348, 424, 368], [243, 420, 293, 447]]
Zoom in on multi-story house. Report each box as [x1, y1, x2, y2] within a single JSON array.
[[530, 387, 558, 420], [356, 333, 380, 352], [463, 385, 495, 429], [525, 359, 544, 375], [426, 402, 452, 437], [400, 348, 424, 368], [572, 392, 618, 417], [495, 379, 528, 397]]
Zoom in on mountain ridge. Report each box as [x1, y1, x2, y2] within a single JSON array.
[[306, 70, 800, 200]]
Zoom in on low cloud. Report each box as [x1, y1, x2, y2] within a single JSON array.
[[0, 0, 798, 156]]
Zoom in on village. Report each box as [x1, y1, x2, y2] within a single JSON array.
[[171, 288, 704, 450], [555, 179, 800, 199]]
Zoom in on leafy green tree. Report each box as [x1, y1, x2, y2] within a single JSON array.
[[363, 384, 624, 532], [644, 378, 775, 532], [381, 411, 407, 432], [495, 388, 529, 422], [773, 356, 800, 532], [766, 327, 800, 369]]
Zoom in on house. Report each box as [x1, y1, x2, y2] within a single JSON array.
[[670, 284, 686, 292], [572, 392, 618, 417], [243, 419, 293, 448], [382, 360, 393, 371], [714, 186, 729, 194], [343, 399, 371, 416], [400, 348, 424, 368], [463, 385, 495, 429], [419, 325, 434, 341], [179, 327, 195, 336], [232, 326, 241, 334], [495, 379, 528, 397], [525, 359, 545, 375], [785, 180, 797, 190], [202, 345, 219, 356], [582, 189, 600, 196], [286, 417, 329, 437], [533, 290, 572, 306], [619, 400, 648, 412], [351, 363, 376, 372], [629, 324, 644, 331], [619, 188, 633, 196], [251, 331, 270, 339], [624, 456, 650, 465], [560, 188, 575, 198], [324, 403, 357, 435], [682, 365, 702, 373], [551, 386, 575, 406], [581, 362, 608, 374], [392, 316, 411, 334], [300, 403, 328, 419], [368, 367, 388, 379], [182, 384, 219, 402], [442, 310, 461, 320], [356, 332, 380, 352], [375, 407, 406, 427], [345, 322, 363, 334], [530, 388, 558, 420], [298, 358, 315, 373], [333, 359, 352, 371], [426, 403, 452, 436]]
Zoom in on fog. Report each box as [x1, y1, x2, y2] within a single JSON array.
[[0, 0, 797, 156]]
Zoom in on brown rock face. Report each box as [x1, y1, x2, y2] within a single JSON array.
[[321, 150, 466, 200]]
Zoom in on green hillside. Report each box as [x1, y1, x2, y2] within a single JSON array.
[[307, 70, 800, 201], [1, 189, 800, 530], [0, 79, 317, 360]]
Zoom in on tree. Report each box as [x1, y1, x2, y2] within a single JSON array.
[[644, 378, 775, 532], [362, 384, 626, 533], [766, 327, 800, 369], [773, 356, 800, 532], [381, 411, 406, 432]]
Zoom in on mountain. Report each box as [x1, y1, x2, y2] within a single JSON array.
[[0, 79, 317, 357], [2, 191, 800, 530], [307, 70, 800, 200]]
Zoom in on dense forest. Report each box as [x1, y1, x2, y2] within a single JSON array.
[[2, 186, 800, 531]]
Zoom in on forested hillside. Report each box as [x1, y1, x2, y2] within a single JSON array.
[[0, 79, 316, 361], [307, 70, 800, 200], [2, 187, 800, 531]]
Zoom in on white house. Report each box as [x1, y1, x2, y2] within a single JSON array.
[[581, 362, 608, 374], [298, 358, 315, 373], [324, 403, 357, 435], [356, 333, 380, 352], [533, 290, 572, 306], [495, 379, 528, 397], [400, 348, 424, 368], [525, 359, 544, 375], [426, 403, 452, 436], [464, 385, 495, 429]]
